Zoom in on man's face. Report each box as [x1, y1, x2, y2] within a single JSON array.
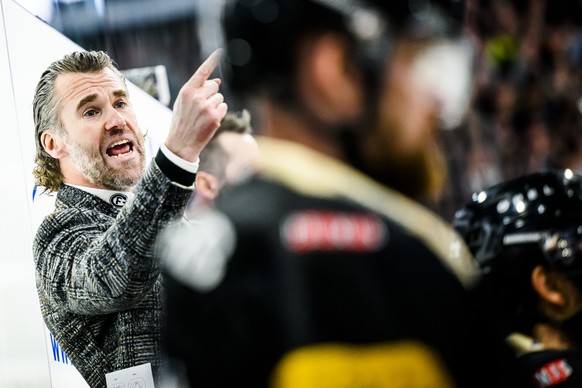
[[54, 68, 146, 191]]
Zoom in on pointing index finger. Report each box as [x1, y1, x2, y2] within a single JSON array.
[[189, 49, 223, 88]]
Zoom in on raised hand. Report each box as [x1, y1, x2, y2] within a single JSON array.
[[165, 49, 228, 162]]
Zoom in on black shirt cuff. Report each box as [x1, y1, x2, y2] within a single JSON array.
[[155, 149, 197, 187]]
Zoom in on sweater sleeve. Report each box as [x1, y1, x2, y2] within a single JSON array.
[[33, 160, 193, 314]]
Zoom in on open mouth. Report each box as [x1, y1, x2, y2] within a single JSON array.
[[106, 139, 134, 158]]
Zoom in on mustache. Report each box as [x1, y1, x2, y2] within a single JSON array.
[[109, 127, 129, 136], [107, 127, 145, 143]]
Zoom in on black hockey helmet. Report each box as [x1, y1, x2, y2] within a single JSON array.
[[453, 170, 582, 332], [218, 0, 470, 117], [454, 170, 582, 277]]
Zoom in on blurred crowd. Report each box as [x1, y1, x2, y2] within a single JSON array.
[[437, 0, 582, 218]]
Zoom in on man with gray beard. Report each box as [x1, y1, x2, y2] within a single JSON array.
[[31, 49, 227, 387]]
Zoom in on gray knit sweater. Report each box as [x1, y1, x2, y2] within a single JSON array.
[[33, 160, 192, 387]]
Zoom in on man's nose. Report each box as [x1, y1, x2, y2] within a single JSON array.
[[105, 108, 127, 131]]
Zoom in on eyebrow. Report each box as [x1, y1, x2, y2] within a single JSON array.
[[76, 94, 97, 112], [114, 89, 128, 98], [75, 89, 128, 112]]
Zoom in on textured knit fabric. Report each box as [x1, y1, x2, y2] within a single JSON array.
[[33, 160, 192, 388]]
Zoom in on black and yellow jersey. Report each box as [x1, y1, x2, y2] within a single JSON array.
[[162, 137, 516, 388]]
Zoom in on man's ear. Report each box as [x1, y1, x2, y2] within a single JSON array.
[[530, 265, 582, 321], [195, 171, 221, 202], [532, 265, 566, 307], [296, 33, 364, 124], [41, 131, 68, 159]]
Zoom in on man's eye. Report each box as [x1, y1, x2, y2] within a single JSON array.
[[84, 109, 97, 117], [115, 101, 127, 109]]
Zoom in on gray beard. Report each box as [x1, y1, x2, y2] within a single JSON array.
[[66, 140, 145, 191], [80, 158, 144, 191]]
